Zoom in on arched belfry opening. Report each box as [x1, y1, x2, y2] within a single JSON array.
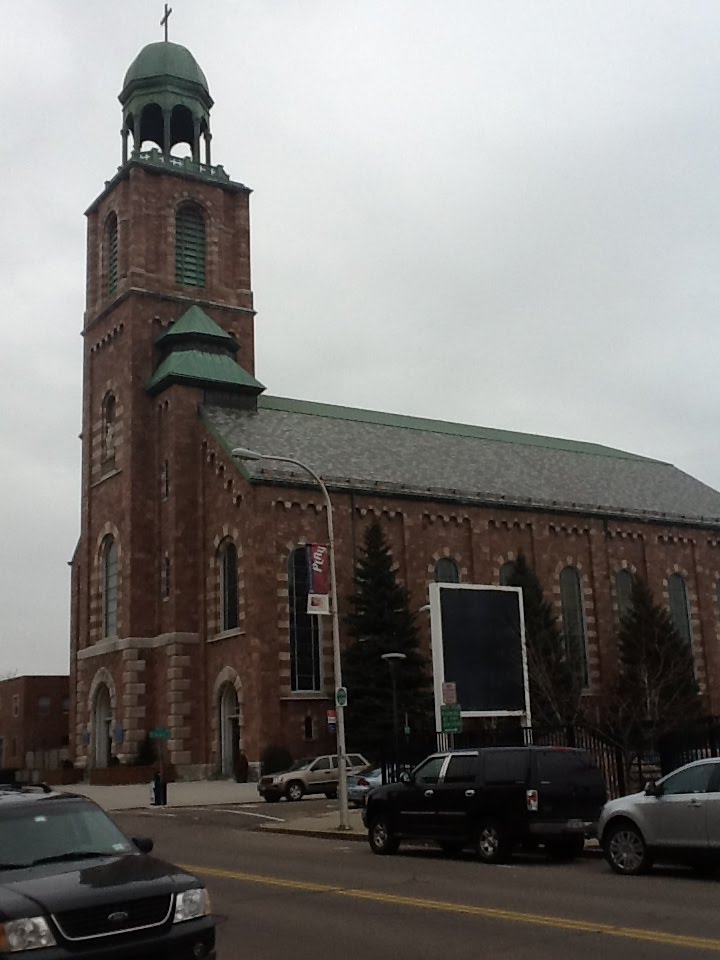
[[119, 41, 214, 164]]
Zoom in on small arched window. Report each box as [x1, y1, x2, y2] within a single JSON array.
[[615, 569, 634, 623], [102, 393, 116, 466], [102, 536, 118, 639], [499, 561, 516, 586], [668, 573, 693, 647], [175, 203, 206, 287], [559, 566, 588, 687], [219, 541, 239, 631], [434, 558, 461, 583], [288, 547, 321, 692], [107, 214, 118, 296]]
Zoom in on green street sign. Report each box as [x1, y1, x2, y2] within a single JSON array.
[[440, 704, 462, 734], [149, 726, 172, 740], [336, 687, 348, 708]]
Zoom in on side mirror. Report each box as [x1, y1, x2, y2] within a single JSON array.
[[399, 771, 412, 785], [133, 836, 154, 854], [644, 780, 662, 797]]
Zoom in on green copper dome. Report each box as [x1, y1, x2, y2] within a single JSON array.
[[123, 41, 209, 93]]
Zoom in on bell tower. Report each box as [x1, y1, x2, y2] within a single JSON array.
[[71, 34, 259, 771]]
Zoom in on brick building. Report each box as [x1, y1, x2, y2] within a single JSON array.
[[0, 676, 69, 771], [70, 39, 720, 779]]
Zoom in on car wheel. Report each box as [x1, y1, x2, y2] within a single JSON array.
[[475, 820, 508, 864], [286, 781, 305, 802], [325, 790, 338, 799], [546, 836, 585, 861], [604, 821, 652, 875], [368, 816, 399, 855]]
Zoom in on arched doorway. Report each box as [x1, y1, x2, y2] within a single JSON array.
[[218, 683, 240, 778], [93, 685, 112, 768]]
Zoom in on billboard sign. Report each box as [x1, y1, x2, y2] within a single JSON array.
[[429, 583, 530, 730]]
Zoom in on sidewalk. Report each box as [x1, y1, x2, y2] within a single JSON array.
[[57, 779, 262, 810]]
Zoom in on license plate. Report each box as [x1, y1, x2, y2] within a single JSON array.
[[567, 819, 583, 830]]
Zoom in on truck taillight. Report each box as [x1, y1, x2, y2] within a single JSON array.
[[526, 789, 539, 811]]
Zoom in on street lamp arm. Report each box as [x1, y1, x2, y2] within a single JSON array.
[[230, 445, 349, 830]]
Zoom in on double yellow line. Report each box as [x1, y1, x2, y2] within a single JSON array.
[[183, 864, 720, 953]]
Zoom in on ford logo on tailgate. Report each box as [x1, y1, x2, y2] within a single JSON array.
[[107, 911, 130, 923]]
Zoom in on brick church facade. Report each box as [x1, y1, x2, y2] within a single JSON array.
[[70, 39, 720, 779]]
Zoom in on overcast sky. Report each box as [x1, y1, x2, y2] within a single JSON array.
[[2, 1, 720, 675]]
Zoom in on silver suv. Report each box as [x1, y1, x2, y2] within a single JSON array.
[[599, 757, 720, 874], [258, 753, 370, 802]]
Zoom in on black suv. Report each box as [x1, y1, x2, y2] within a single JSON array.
[[0, 785, 215, 959], [363, 746, 607, 862]]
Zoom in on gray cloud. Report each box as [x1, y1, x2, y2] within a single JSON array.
[[2, 0, 720, 673]]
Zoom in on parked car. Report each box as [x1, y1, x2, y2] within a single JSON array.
[[348, 767, 383, 807], [363, 745, 607, 861], [258, 753, 370, 802], [0, 784, 215, 958], [599, 756, 720, 875]]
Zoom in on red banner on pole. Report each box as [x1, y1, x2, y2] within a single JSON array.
[[308, 543, 330, 594]]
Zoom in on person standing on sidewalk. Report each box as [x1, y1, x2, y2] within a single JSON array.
[[235, 750, 249, 783]]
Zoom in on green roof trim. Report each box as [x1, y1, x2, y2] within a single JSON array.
[[256, 395, 661, 463], [147, 350, 265, 395], [156, 305, 236, 349]]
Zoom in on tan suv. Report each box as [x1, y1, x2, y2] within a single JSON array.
[[258, 753, 370, 802]]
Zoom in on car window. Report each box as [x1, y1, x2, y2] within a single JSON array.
[[288, 758, 314, 772], [348, 755, 365, 766], [443, 754, 477, 784], [661, 763, 716, 795], [0, 801, 132, 867], [331, 757, 339, 768], [311, 757, 331, 771], [536, 750, 604, 788], [414, 756, 446, 785], [482, 750, 528, 785]]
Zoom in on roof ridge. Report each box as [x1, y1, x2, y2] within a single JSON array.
[[256, 395, 663, 463]]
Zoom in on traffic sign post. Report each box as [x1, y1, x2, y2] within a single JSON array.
[[149, 727, 171, 806]]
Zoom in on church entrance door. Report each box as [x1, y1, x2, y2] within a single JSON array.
[[219, 684, 240, 777], [93, 685, 112, 768]]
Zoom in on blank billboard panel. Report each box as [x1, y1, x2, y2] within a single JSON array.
[[430, 583, 529, 721]]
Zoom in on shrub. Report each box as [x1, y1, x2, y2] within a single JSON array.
[[134, 734, 157, 767], [261, 745, 292, 775]]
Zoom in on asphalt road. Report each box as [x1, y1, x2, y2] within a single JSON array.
[[115, 802, 720, 959]]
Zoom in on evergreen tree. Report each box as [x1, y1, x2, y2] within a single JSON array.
[[343, 521, 433, 757], [608, 575, 701, 752], [504, 553, 583, 726]]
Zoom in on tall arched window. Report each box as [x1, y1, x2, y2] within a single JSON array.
[[288, 547, 320, 692], [499, 561, 516, 586], [101, 393, 116, 466], [107, 213, 118, 296], [175, 203, 206, 287], [219, 541, 239, 631], [559, 566, 588, 687], [434, 558, 461, 583], [102, 537, 118, 639], [668, 573, 693, 647], [615, 569, 634, 623]]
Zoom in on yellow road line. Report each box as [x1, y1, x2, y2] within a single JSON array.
[[181, 864, 720, 953]]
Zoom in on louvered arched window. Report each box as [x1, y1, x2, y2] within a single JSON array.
[[668, 573, 693, 647], [434, 558, 461, 583], [102, 536, 118, 639], [219, 541, 239, 631], [288, 547, 321, 692], [615, 569, 634, 623], [107, 214, 118, 296], [559, 566, 588, 687], [175, 203, 206, 287]]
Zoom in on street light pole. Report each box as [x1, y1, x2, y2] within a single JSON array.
[[381, 652, 406, 779], [231, 446, 351, 830]]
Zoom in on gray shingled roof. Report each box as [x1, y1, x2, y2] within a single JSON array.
[[201, 395, 720, 526]]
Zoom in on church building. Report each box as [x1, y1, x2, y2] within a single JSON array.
[[70, 37, 720, 778]]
